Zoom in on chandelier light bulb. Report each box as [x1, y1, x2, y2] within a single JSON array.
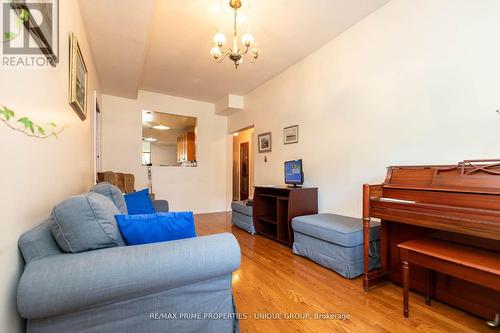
[[213, 30, 226, 47], [251, 44, 261, 59], [210, 45, 222, 59], [241, 30, 255, 47]]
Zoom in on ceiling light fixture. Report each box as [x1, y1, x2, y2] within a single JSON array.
[[152, 125, 170, 130], [143, 137, 157, 142], [210, 0, 260, 69]]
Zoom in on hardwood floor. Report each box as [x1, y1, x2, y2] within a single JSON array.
[[195, 212, 491, 333]]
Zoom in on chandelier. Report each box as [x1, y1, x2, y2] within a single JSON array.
[[210, 0, 261, 68]]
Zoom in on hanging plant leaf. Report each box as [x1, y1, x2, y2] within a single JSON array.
[[18, 117, 35, 133], [37, 126, 45, 135], [1, 106, 15, 120], [19, 9, 29, 22], [3, 32, 16, 41]]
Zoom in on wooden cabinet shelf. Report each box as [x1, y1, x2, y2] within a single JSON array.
[[257, 215, 277, 225], [253, 186, 318, 246]]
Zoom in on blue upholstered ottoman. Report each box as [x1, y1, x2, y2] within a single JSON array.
[[231, 201, 255, 234], [292, 213, 381, 278]]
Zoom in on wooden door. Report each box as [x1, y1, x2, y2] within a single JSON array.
[[240, 142, 249, 200]]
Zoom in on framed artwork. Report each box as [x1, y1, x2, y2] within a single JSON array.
[[10, 0, 59, 66], [283, 125, 299, 144], [68, 33, 88, 121], [258, 132, 272, 153]]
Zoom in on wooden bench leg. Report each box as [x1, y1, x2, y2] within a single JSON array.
[[425, 269, 432, 306], [402, 260, 410, 318]]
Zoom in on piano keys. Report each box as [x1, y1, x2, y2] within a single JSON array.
[[362, 159, 500, 320]]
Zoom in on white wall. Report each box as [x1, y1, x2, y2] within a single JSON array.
[[228, 0, 500, 218], [151, 144, 177, 166], [102, 91, 229, 213], [0, 1, 100, 332]]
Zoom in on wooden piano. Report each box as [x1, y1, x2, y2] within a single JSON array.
[[362, 159, 500, 320]]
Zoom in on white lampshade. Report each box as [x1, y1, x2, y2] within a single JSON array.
[[251, 43, 261, 59], [213, 31, 226, 47], [210, 45, 223, 59], [241, 30, 255, 47]]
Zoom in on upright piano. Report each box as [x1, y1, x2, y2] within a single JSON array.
[[362, 159, 500, 319]]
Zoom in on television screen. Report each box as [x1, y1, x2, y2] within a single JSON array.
[[284, 160, 303, 186]]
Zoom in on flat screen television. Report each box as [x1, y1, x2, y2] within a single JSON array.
[[284, 159, 304, 187]]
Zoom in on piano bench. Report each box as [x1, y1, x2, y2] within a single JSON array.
[[398, 237, 500, 318]]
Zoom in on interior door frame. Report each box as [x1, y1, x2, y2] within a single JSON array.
[[93, 91, 102, 183]]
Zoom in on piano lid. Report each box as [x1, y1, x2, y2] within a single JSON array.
[[383, 159, 500, 195]]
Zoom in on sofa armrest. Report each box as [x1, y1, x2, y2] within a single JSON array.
[[17, 233, 240, 319], [153, 199, 169, 212]]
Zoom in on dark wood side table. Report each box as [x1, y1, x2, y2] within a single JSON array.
[[253, 186, 318, 246]]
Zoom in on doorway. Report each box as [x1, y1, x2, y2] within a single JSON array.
[[240, 142, 249, 200], [232, 127, 254, 202]]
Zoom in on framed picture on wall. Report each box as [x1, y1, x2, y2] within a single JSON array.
[[68, 32, 88, 121], [283, 125, 299, 144], [258, 132, 272, 153]]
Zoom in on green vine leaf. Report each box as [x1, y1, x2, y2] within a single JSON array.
[[3, 32, 16, 41], [2, 3, 27, 43], [0, 106, 15, 120], [19, 9, 29, 22], [18, 117, 34, 133], [0, 104, 66, 139]]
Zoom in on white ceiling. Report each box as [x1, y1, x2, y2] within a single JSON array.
[[79, 0, 389, 102]]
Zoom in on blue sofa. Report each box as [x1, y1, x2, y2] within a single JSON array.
[[16, 189, 241, 333]]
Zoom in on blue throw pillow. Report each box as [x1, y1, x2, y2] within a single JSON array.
[[115, 212, 196, 245], [124, 189, 155, 215]]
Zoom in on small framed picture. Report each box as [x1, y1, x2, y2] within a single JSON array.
[[258, 132, 272, 153], [283, 125, 299, 144], [68, 33, 88, 121]]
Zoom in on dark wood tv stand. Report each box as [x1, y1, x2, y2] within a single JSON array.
[[253, 186, 318, 246]]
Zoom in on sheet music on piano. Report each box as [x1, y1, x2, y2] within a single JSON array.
[[379, 198, 416, 204]]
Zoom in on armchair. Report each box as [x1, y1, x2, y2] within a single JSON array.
[[96, 172, 169, 212]]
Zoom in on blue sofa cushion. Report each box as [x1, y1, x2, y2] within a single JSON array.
[[292, 213, 380, 247], [124, 189, 155, 215], [116, 212, 196, 245], [50, 193, 125, 253], [91, 182, 128, 214]]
